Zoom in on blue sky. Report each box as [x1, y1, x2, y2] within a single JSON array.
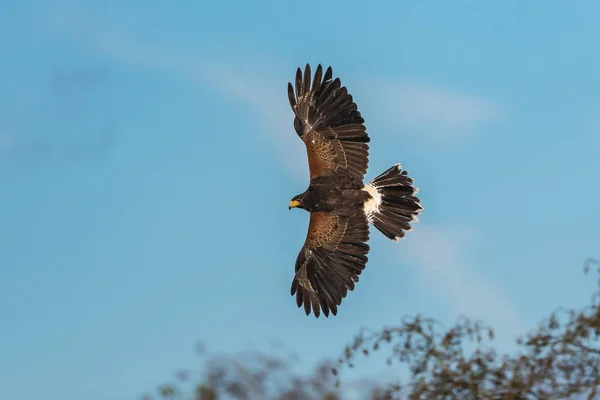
[[1, 0, 599, 399]]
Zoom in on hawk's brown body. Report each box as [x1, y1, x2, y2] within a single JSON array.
[[292, 174, 368, 214], [287, 64, 423, 318]]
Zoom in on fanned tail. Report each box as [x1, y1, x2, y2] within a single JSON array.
[[363, 164, 423, 241]]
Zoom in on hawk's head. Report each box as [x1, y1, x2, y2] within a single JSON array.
[[289, 193, 307, 210]]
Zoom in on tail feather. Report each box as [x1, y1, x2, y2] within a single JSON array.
[[363, 164, 423, 241]]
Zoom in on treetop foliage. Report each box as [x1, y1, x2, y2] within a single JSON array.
[[143, 259, 599, 400]]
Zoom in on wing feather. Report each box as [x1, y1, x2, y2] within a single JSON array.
[[291, 211, 370, 317], [295, 67, 303, 99], [288, 64, 370, 181]]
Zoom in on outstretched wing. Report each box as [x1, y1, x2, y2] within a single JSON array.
[[291, 211, 370, 317], [288, 64, 370, 181]]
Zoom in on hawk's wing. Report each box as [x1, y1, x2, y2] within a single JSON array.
[[291, 211, 370, 317], [288, 64, 370, 181]]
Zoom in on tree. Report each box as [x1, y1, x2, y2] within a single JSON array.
[[142, 259, 600, 399]]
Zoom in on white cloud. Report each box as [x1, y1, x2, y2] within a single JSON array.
[[44, 11, 309, 179], [355, 80, 505, 141], [402, 225, 524, 343], [199, 65, 308, 178], [45, 10, 505, 174]]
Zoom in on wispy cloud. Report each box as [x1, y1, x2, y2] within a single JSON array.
[[402, 225, 524, 344], [199, 65, 308, 178], [45, 10, 504, 175], [355, 80, 505, 141], [45, 11, 308, 179]]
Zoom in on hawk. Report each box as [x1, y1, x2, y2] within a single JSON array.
[[287, 64, 423, 318]]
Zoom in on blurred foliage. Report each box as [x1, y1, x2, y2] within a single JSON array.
[[141, 344, 340, 400], [142, 259, 599, 400]]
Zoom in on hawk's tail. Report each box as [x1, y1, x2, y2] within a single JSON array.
[[363, 164, 423, 241]]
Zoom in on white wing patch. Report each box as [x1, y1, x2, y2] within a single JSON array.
[[363, 183, 382, 222]]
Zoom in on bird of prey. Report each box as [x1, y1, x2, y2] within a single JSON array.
[[287, 64, 423, 318]]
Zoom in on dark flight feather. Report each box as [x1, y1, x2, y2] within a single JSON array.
[[291, 211, 370, 317], [288, 64, 370, 181]]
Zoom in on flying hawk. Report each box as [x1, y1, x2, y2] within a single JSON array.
[[287, 64, 423, 318]]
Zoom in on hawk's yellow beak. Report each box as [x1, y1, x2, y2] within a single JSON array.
[[289, 199, 301, 209]]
